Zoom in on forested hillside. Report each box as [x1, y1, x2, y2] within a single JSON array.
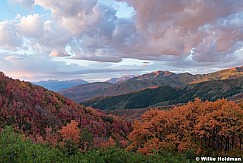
[[59, 82, 113, 102], [81, 86, 179, 110], [82, 77, 243, 110], [0, 72, 131, 148], [61, 66, 243, 103]]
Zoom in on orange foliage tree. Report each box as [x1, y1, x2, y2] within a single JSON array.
[[59, 120, 80, 144], [99, 136, 116, 148], [128, 98, 243, 156]]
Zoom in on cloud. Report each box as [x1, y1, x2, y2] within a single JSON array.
[[8, 0, 34, 8], [0, 52, 141, 81], [49, 49, 69, 57], [34, 0, 128, 62], [17, 13, 71, 56], [2, 0, 243, 63], [35, 0, 100, 35], [0, 20, 23, 50], [0, 53, 87, 80], [1, 0, 243, 81], [18, 14, 43, 37], [4, 55, 25, 61], [116, 0, 243, 61], [3, 0, 124, 61]]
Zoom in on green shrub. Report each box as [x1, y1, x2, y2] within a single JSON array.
[[0, 126, 196, 163]]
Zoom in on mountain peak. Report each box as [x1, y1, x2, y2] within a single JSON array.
[[150, 70, 174, 76], [152, 70, 162, 76], [138, 70, 174, 80], [105, 75, 137, 84]]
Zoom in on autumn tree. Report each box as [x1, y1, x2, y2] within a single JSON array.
[[59, 120, 80, 144], [59, 120, 80, 155], [127, 98, 243, 156]]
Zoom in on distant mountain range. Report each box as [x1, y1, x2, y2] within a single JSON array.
[[33, 79, 88, 91], [81, 77, 243, 110], [59, 82, 113, 102], [59, 72, 196, 102], [60, 66, 243, 103]]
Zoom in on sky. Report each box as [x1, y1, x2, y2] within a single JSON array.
[[0, 0, 243, 82]]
